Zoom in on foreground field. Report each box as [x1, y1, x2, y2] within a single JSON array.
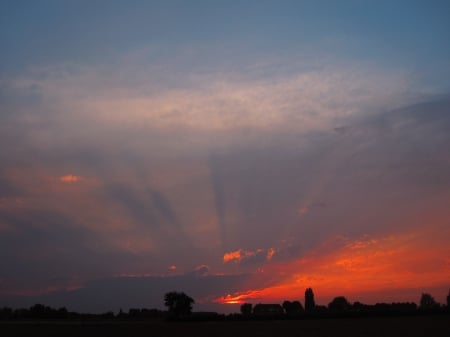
[[1, 315, 448, 337]]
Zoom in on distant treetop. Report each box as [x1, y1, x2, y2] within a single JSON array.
[[164, 291, 194, 318]]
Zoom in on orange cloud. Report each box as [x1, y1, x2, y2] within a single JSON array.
[[59, 174, 82, 183], [298, 206, 308, 215], [223, 249, 244, 263], [266, 248, 276, 261], [223, 248, 274, 263], [217, 226, 450, 305]]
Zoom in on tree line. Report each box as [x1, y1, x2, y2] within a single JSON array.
[[0, 303, 165, 321], [1, 289, 449, 321], [238, 288, 449, 318]]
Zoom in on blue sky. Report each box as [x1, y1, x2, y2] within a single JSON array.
[[1, 1, 449, 313], [2, 1, 450, 84]]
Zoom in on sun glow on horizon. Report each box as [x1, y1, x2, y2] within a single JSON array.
[[217, 294, 249, 305]]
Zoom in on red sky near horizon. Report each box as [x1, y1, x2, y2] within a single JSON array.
[[217, 223, 450, 306]]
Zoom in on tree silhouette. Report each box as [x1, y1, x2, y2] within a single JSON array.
[[282, 301, 292, 315], [447, 289, 450, 308], [305, 288, 315, 312], [328, 296, 351, 313], [419, 293, 439, 310], [164, 291, 194, 318], [283, 300, 304, 316], [240, 303, 252, 316]]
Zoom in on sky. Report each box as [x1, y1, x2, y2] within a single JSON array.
[[1, 0, 450, 313]]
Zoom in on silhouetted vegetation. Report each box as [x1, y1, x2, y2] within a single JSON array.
[[228, 288, 448, 320], [282, 300, 304, 316], [328, 296, 351, 313], [1, 288, 449, 323], [447, 289, 450, 308], [419, 293, 439, 311], [0, 304, 69, 320], [0, 304, 164, 321], [304, 287, 315, 312], [240, 303, 252, 316], [164, 291, 194, 319]]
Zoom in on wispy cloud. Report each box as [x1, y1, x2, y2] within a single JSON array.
[[5, 61, 413, 136]]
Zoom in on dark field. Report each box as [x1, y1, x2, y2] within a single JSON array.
[[1, 315, 449, 337]]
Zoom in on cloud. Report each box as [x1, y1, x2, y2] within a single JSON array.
[[1, 60, 414, 148], [266, 248, 276, 261], [223, 249, 265, 264], [189, 265, 210, 277], [298, 206, 309, 215], [223, 250, 242, 263], [223, 248, 277, 265], [59, 174, 81, 183]]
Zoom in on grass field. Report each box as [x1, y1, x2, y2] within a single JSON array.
[[1, 315, 449, 337]]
